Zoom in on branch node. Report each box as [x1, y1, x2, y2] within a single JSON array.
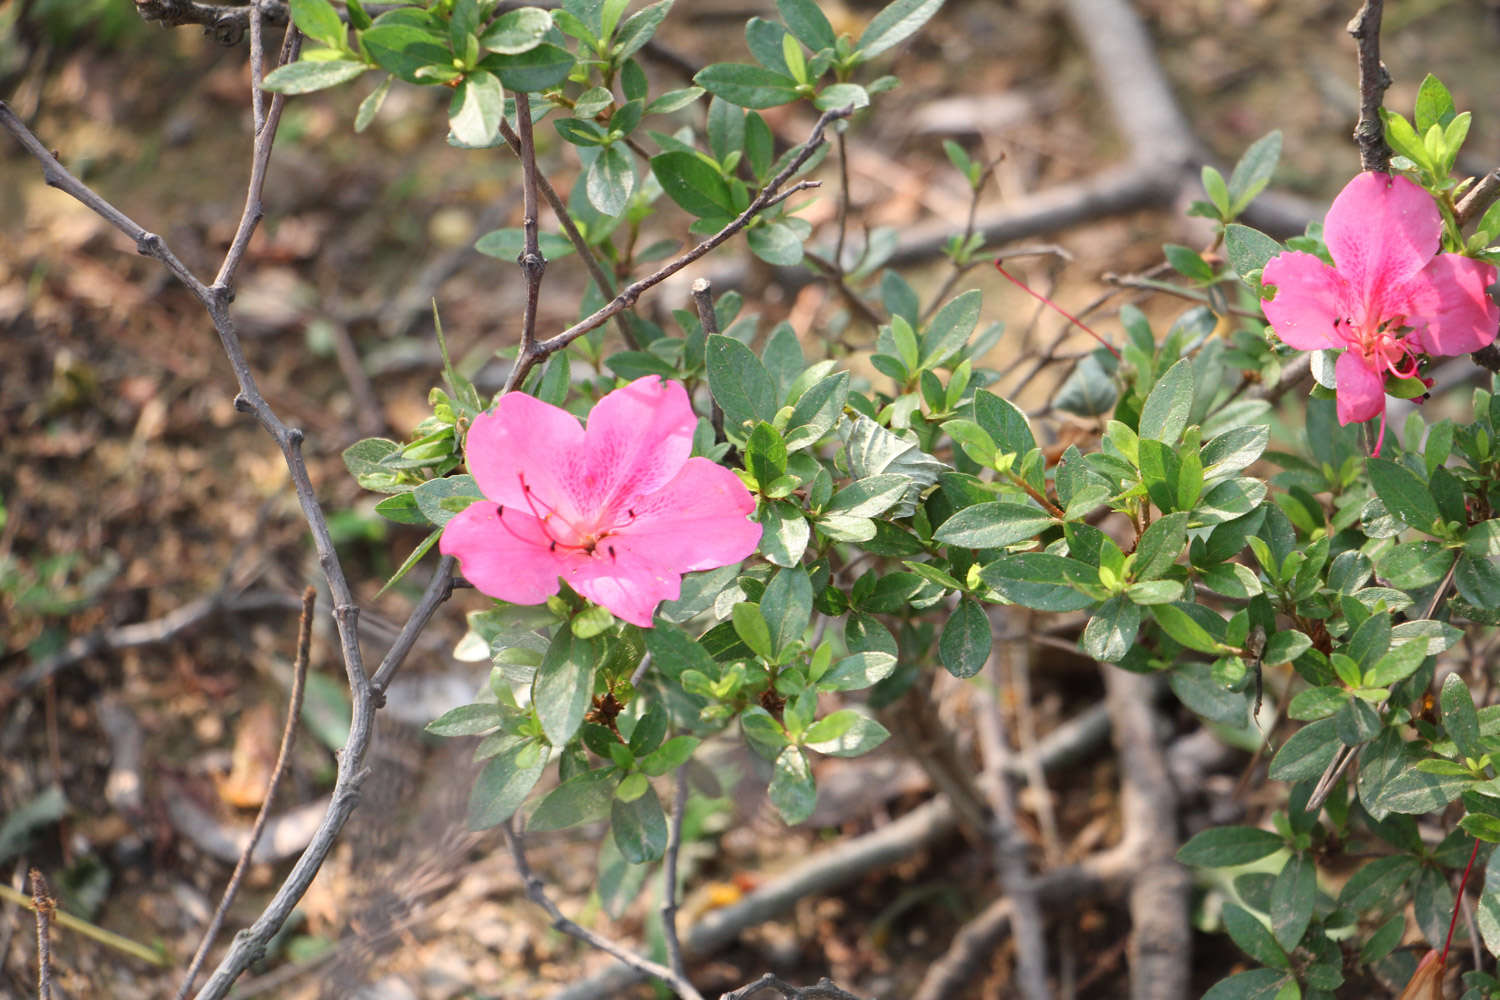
[[286, 426, 304, 446], [136, 232, 163, 257], [233, 393, 253, 413]]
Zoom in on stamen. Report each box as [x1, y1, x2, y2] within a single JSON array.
[[996, 262, 1121, 359]]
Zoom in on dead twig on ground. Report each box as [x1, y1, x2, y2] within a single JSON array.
[[30, 868, 54, 1000], [720, 973, 867, 1000], [1102, 667, 1190, 1000]]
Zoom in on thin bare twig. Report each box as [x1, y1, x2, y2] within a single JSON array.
[[1348, 0, 1392, 173], [504, 820, 707, 1000], [30, 868, 54, 1000], [215, 25, 300, 291], [1455, 169, 1500, 228], [662, 768, 691, 983], [503, 107, 852, 389], [720, 973, 866, 1000], [511, 90, 546, 385], [176, 586, 315, 1000], [497, 117, 640, 352]]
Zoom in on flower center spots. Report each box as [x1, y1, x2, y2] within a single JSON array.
[[494, 473, 638, 561], [1340, 315, 1421, 380]]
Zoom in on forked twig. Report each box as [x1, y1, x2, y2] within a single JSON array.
[[504, 820, 707, 1000]]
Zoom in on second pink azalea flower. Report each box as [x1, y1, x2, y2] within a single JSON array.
[[440, 376, 761, 628], [1261, 171, 1498, 429]]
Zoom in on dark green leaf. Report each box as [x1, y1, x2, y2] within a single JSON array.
[[449, 70, 505, 146], [528, 766, 619, 831], [586, 144, 635, 215], [706, 334, 777, 433], [1201, 970, 1290, 1000], [479, 7, 552, 53], [1222, 902, 1291, 969], [939, 598, 991, 678], [1366, 458, 1440, 532], [778, 0, 835, 50], [1081, 595, 1142, 664], [467, 741, 546, 829], [533, 631, 597, 748], [611, 784, 667, 863], [933, 501, 1056, 549], [693, 63, 800, 109], [491, 42, 576, 91], [1139, 358, 1194, 444], [768, 746, 816, 824], [1268, 718, 1341, 782], [1270, 852, 1316, 951], [1227, 131, 1282, 214], [1177, 825, 1285, 867], [1443, 671, 1483, 759], [1224, 224, 1283, 277]]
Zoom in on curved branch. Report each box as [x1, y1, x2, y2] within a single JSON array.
[[1347, 0, 1392, 173]]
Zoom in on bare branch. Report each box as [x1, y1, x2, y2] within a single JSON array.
[[176, 586, 315, 1000], [502, 107, 851, 389], [662, 768, 691, 983], [31, 868, 54, 1000], [506, 90, 547, 394], [719, 973, 866, 1000], [1348, 0, 1392, 173], [504, 820, 707, 1000]]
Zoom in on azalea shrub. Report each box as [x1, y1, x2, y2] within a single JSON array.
[[266, 1, 1500, 996]]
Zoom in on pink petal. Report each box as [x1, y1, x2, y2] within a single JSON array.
[[1402, 253, 1500, 356], [577, 377, 697, 518], [568, 550, 682, 628], [1324, 173, 1440, 317], [611, 458, 761, 574], [1261, 251, 1348, 350], [464, 394, 587, 516], [1333, 348, 1386, 426], [439, 501, 573, 606]]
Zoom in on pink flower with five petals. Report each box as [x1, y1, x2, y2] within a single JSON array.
[[1261, 172, 1498, 431], [440, 376, 761, 628]]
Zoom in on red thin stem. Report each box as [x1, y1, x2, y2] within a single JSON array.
[[1442, 835, 1482, 967], [995, 262, 1120, 359]]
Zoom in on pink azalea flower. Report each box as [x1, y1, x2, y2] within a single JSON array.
[[440, 376, 761, 628], [1261, 171, 1498, 429]]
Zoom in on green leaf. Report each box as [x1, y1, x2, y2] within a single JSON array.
[[1151, 603, 1226, 655], [1224, 224, 1283, 277], [479, 7, 552, 53], [1443, 671, 1483, 759], [1365, 457, 1440, 532], [761, 567, 812, 657], [693, 63, 801, 108], [1455, 552, 1500, 609], [0, 786, 67, 865], [611, 784, 667, 863], [615, 0, 672, 59], [467, 741, 546, 829], [290, 0, 347, 49], [979, 553, 1098, 612], [1414, 73, 1456, 133], [804, 710, 890, 757], [747, 221, 806, 266], [706, 334, 777, 433], [651, 149, 735, 219], [768, 746, 816, 824], [1082, 595, 1142, 664], [1270, 852, 1315, 951], [426, 703, 504, 736], [1268, 718, 1341, 782], [449, 70, 505, 146], [261, 58, 369, 94], [1177, 825, 1285, 867], [939, 598, 991, 678], [1202, 165, 1231, 217], [1054, 351, 1118, 418], [814, 82, 870, 112], [354, 74, 393, 131], [933, 501, 1056, 549], [1339, 854, 1419, 913], [376, 527, 442, 596], [528, 766, 619, 831], [491, 42, 576, 92], [920, 289, 982, 368], [778, 0, 835, 50], [1222, 902, 1291, 970], [1479, 857, 1500, 957], [1139, 358, 1194, 444], [413, 474, 482, 527], [1135, 511, 1189, 580], [1202, 970, 1291, 1000], [586, 144, 635, 215], [533, 631, 597, 748], [640, 735, 700, 776], [1227, 130, 1282, 215], [855, 0, 944, 58], [731, 602, 775, 660], [756, 500, 809, 567]]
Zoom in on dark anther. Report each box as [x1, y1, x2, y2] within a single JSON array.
[[607, 544, 617, 561], [549, 540, 557, 552]]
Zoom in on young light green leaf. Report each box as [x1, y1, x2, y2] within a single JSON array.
[[262, 59, 369, 94]]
